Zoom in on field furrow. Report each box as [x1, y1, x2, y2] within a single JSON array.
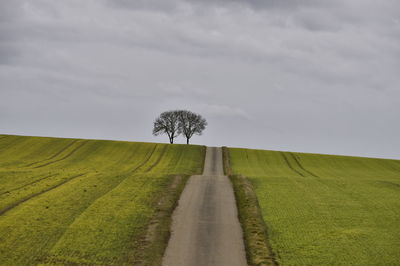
[[280, 152, 305, 177], [0, 173, 59, 196], [32, 140, 89, 169], [289, 153, 319, 178], [0, 136, 29, 156], [143, 145, 169, 173], [24, 140, 79, 167], [129, 144, 158, 173], [0, 173, 86, 216]]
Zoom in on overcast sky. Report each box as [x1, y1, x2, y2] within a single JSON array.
[[1, 0, 399, 159]]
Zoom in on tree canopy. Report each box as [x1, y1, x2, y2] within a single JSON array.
[[152, 110, 207, 144], [152, 111, 180, 144]]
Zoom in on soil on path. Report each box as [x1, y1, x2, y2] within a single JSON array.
[[162, 147, 247, 266]]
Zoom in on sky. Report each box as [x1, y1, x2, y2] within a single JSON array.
[[1, 0, 399, 159]]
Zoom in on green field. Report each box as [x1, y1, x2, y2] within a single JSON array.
[[227, 148, 400, 266], [0, 134, 204, 265]]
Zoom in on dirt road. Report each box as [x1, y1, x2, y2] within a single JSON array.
[[162, 147, 247, 266]]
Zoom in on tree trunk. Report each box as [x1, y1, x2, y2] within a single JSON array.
[[186, 138, 189, 144]]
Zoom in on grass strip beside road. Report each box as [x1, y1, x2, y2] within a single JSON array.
[[222, 147, 277, 266]]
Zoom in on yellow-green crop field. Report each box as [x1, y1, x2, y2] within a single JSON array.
[[0, 134, 204, 265], [228, 148, 400, 266]]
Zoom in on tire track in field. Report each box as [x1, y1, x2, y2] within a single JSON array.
[[46, 144, 164, 255], [289, 154, 380, 215], [280, 154, 357, 249], [32, 141, 89, 169], [288, 153, 372, 218], [244, 150, 252, 175], [129, 144, 159, 173], [289, 153, 320, 178], [0, 136, 26, 151], [24, 140, 79, 167], [124, 145, 168, 209], [2, 144, 161, 217], [0, 173, 86, 216], [143, 145, 169, 173], [114, 144, 163, 205], [0, 173, 59, 196], [41, 143, 160, 230], [115, 145, 167, 208], [281, 152, 305, 177]]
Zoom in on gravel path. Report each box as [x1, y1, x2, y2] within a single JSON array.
[[162, 147, 247, 266]]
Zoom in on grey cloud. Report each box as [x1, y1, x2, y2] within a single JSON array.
[[0, 0, 399, 158], [179, 0, 328, 10], [0, 1, 23, 22], [108, 0, 308, 9], [0, 1, 24, 63], [199, 104, 251, 120], [0, 44, 18, 65], [106, 0, 180, 11]]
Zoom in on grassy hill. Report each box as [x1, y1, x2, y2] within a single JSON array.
[[0, 134, 205, 265], [225, 148, 400, 266]]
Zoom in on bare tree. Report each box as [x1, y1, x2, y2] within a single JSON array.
[[152, 111, 180, 144], [178, 110, 207, 144]]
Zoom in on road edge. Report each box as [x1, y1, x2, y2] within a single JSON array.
[[222, 147, 278, 266]]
